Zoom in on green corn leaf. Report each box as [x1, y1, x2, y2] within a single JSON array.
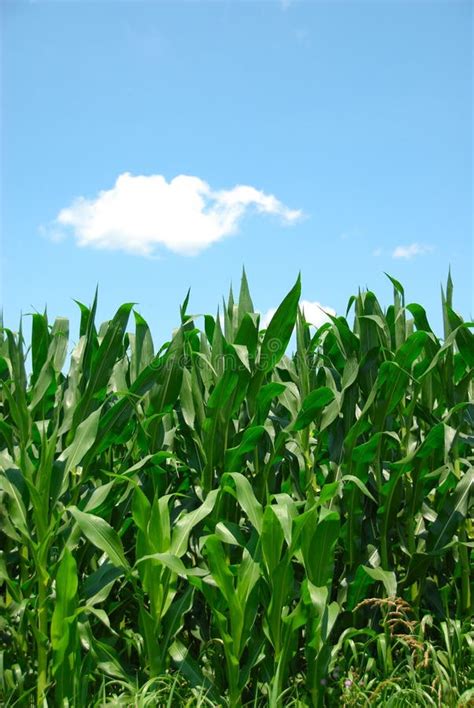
[[395, 331, 429, 370], [51, 548, 78, 661], [427, 469, 473, 553], [293, 387, 335, 431], [261, 505, 285, 576], [170, 490, 219, 557], [362, 566, 397, 597], [222, 472, 263, 533], [259, 276, 301, 374], [30, 312, 50, 385], [59, 407, 102, 476], [235, 312, 259, 359], [180, 368, 195, 427], [255, 382, 286, 423], [238, 267, 254, 324], [84, 481, 116, 512], [68, 506, 129, 569], [51, 548, 78, 701], [135, 552, 207, 577], [341, 475, 376, 503], [132, 487, 151, 534], [384, 273, 405, 299], [83, 562, 124, 605], [50, 317, 70, 372], [150, 327, 185, 413], [225, 426, 266, 472], [0, 469, 30, 539], [160, 586, 194, 665], [204, 535, 240, 612], [72, 303, 134, 429], [301, 509, 340, 587], [89, 327, 184, 456], [130, 310, 154, 381], [147, 494, 172, 553], [169, 640, 220, 702]]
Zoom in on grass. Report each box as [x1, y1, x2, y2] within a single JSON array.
[[0, 270, 472, 707]]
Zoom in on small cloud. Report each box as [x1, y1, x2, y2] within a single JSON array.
[[340, 227, 362, 241], [262, 299, 335, 329], [50, 172, 303, 257], [392, 243, 434, 260], [300, 300, 336, 327], [372, 247, 383, 257], [261, 308, 277, 329]]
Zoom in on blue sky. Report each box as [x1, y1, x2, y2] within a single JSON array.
[[2, 0, 472, 345]]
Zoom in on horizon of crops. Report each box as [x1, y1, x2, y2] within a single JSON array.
[[0, 271, 473, 707]]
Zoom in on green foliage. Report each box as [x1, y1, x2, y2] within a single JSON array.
[[0, 273, 472, 707]]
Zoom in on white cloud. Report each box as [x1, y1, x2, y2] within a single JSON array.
[[392, 243, 433, 260], [53, 172, 302, 257], [372, 247, 383, 257], [262, 300, 336, 329], [299, 300, 336, 327], [260, 308, 277, 329]]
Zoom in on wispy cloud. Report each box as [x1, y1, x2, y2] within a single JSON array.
[[392, 243, 434, 260], [262, 299, 335, 329], [340, 227, 362, 241], [51, 173, 302, 257]]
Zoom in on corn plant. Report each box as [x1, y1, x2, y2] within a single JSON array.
[[0, 271, 472, 707]]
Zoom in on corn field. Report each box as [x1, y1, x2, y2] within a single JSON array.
[[0, 272, 473, 707]]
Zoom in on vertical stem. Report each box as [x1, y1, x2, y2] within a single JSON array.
[[226, 648, 241, 708], [380, 604, 393, 675], [229, 685, 241, 708], [37, 573, 48, 706], [459, 524, 471, 616], [254, 448, 264, 503], [407, 470, 419, 604], [374, 448, 388, 570], [305, 430, 319, 506]]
